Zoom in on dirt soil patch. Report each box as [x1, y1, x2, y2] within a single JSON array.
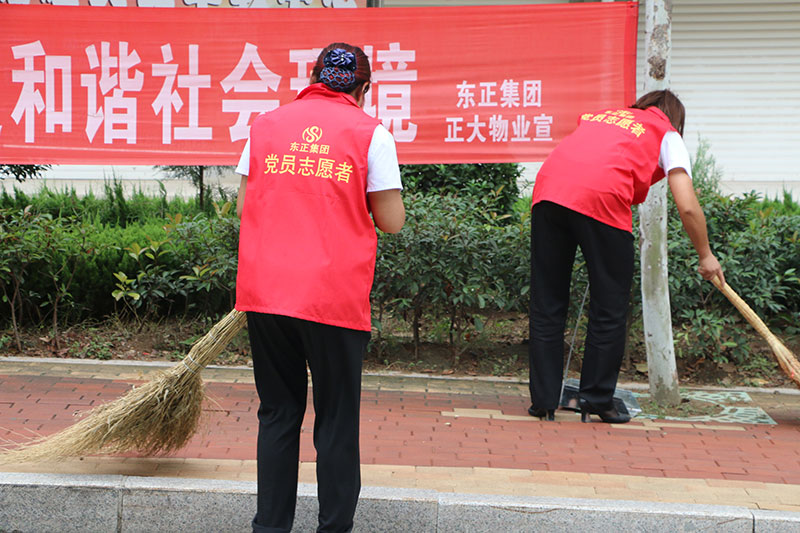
[[636, 396, 724, 419], [2, 313, 796, 394]]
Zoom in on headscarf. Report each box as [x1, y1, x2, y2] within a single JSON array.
[[319, 48, 358, 92]]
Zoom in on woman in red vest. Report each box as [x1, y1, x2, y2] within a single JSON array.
[[528, 90, 724, 424], [235, 43, 405, 532]]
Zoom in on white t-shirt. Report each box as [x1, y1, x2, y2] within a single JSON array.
[[235, 124, 403, 192], [659, 131, 692, 179]]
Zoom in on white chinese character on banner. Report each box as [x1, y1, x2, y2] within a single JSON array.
[[11, 41, 72, 142], [137, 0, 175, 6], [488, 115, 508, 143], [41, 0, 80, 5], [80, 41, 144, 144], [456, 81, 475, 109], [500, 79, 520, 108], [465, 115, 485, 143], [478, 82, 498, 107], [229, 0, 269, 6], [153, 44, 210, 144], [183, 0, 221, 6], [444, 117, 464, 143], [45, 55, 72, 135], [276, 0, 312, 7], [533, 113, 553, 141], [152, 44, 211, 144], [11, 41, 45, 143], [320, 0, 357, 6], [87, 0, 128, 5], [288, 48, 322, 94], [221, 43, 281, 142], [152, 45, 182, 144], [511, 115, 531, 142], [523, 80, 542, 108], [175, 45, 211, 140], [364, 42, 418, 142]]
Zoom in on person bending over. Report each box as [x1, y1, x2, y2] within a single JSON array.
[[528, 89, 723, 424]]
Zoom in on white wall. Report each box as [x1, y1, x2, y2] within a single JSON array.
[[0, 165, 241, 199]]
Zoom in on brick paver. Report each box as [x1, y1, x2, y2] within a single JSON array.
[[1, 357, 799, 512]]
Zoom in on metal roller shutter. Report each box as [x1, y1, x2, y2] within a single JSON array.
[[638, 0, 799, 196]]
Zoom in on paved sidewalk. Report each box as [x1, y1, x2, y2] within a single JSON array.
[[1, 356, 800, 531]]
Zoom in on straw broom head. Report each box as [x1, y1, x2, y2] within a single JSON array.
[[711, 276, 800, 387], [0, 309, 247, 464]]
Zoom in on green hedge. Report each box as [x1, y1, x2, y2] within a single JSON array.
[[400, 163, 523, 221], [1, 161, 798, 368], [372, 193, 530, 351], [664, 192, 800, 364]]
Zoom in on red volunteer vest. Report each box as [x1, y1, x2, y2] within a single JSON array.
[[531, 107, 676, 232], [235, 83, 381, 331]]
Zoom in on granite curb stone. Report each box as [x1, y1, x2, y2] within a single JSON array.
[[751, 509, 800, 532], [3, 473, 798, 532], [436, 493, 753, 532], [0, 473, 124, 533]]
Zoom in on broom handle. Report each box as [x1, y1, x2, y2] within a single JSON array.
[[710, 275, 777, 343]]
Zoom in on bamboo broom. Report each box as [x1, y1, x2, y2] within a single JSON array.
[[711, 276, 800, 387], [0, 309, 247, 464]]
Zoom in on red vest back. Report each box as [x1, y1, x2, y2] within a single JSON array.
[[532, 107, 676, 232], [235, 83, 381, 331]]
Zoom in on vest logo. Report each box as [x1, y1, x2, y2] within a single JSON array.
[[302, 126, 323, 144], [264, 124, 352, 184], [581, 110, 646, 138]]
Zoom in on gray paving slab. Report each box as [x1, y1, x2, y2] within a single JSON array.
[[2, 358, 800, 531], [436, 493, 753, 533], [121, 477, 256, 533], [294, 485, 440, 533], [353, 486, 439, 533], [0, 473, 123, 533]]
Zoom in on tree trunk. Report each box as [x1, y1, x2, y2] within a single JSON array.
[[51, 294, 60, 351], [639, 0, 681, 406], [413, 307, 421, 358], [8, 280, 22, 352], [199, 166, 205, 209]]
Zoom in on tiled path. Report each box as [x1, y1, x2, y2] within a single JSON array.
[[1, 358, 799, 512]]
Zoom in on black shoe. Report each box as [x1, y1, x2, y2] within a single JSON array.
[[579, 400, 630, 424], [527, 405, 555, 421]]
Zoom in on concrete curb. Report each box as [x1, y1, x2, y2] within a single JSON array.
[[2, 473, 799, 532]]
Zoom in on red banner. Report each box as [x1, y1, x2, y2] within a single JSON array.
[[3, 0, 366, 9], [0, 3, 638, 165]]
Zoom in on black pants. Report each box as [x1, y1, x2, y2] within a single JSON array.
[[247, 312, 369, 533], [529, 201, 634, 410]]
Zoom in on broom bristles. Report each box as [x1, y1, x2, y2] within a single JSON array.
[[711, 276, 800, 387], [0, 309, 247, 464]]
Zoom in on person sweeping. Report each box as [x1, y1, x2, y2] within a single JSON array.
[[528, 89, 724, 424], [234, 43, 405, 533]]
